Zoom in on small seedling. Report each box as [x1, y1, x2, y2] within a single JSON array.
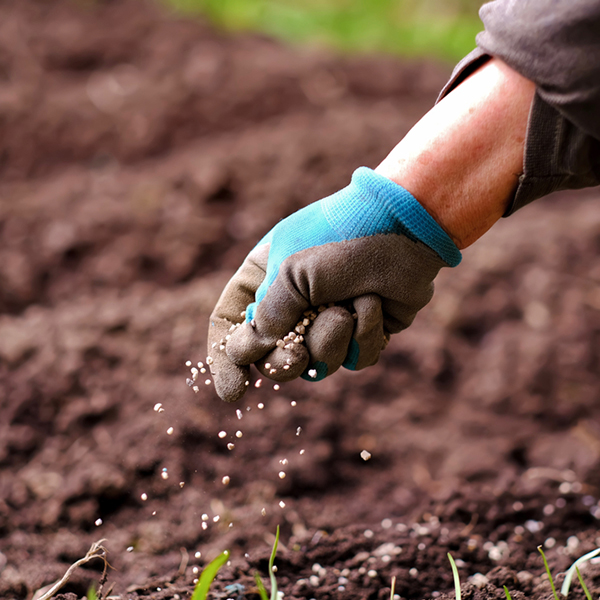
[[576, 566, 593, 600], [254, 573, 269, 600], [390, 575, 396, 600], [255, 525, 280, 600], [561, 546, 600, 597], [538, 546, 560, 600], [445, 543, 600, 600], [447, 553, 461, 600], [191, 550, 230, 600]]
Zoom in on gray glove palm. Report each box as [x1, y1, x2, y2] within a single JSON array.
[[208, 167, 461, 402]]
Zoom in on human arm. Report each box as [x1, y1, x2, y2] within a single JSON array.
[[207, 57, 536, 402], [376, 57, 535, 249], [439, 0, 600, 215], [207, 0, 600, 402]]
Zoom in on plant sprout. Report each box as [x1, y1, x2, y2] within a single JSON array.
[[538, 545, 560, 600], [191, 534, 600, 600], [576, 566, 593, 600], [561, 546, 600, 597], [191, 550, 230, 600], [255, 525, 280, 600], [447, 553, 461, 600], [447, 545, 600, 600]]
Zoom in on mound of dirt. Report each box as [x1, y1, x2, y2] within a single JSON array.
[[1, 2, 600, 600]]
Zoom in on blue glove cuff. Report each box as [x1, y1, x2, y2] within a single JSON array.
[[246, 167, 461, 323], [323, 167, 462, 267]]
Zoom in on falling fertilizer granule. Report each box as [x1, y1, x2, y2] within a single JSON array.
[[360, 450, 372, 461]]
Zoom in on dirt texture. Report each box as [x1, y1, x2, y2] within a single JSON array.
[[1, 2, 600, 600]]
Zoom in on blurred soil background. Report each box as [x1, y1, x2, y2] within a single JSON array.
[[1, 1, 600, 600]]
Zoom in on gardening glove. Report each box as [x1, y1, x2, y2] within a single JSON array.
[[207, 167, 461, 402]]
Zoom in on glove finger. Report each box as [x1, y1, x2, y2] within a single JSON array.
[[255, 342, 310, 382], [343, 293, 387, 371], [226, 280, 311, 366], [210, 244, 269, 325], [207, 317, 251, 402], [208, 244, 269, 402], [302, 306, 355, 381]]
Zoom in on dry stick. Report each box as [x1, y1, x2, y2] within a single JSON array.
[[178, 547, 190, 577], [34, 539, 109, 600], [97, 553, 113, 600]]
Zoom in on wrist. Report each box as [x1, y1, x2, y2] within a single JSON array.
[[323, 167, 461, 267], [375, 57, 535, 249]]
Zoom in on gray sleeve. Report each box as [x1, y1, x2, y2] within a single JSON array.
[[437, 0, 600, 216]]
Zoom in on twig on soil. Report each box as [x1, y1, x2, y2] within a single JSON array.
[[97, 550, 112, 600], [178, 547, 190, 577], [459, 512, 478, 537], [33, 539, 109, 600]]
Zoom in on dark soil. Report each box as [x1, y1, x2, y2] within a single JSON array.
[[1, 2, 600, 600]]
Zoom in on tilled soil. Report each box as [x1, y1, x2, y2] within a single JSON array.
[[1, 2, 600, 600]]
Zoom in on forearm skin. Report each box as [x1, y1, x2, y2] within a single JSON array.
[[376, 58, 535, 249]]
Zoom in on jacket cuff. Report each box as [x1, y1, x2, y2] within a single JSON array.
[[506, 93, 600, 215], [436, 47, 491, 104]]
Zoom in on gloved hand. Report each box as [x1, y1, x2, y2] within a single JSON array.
[[207, 167, 461, 402]]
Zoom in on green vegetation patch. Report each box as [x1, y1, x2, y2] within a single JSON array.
[[163, 0, 483, 62]]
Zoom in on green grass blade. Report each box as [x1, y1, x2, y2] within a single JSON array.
[[576, 566, 593, 600], [538, 546, 559, 600], [447, 553, 461, 600], [191, 550, 230, 600], [254, 572, 269, 600], [390, 575, 396, 600], [503, 585, 513, 600], [561, 547, 600, 597], [268, 525, 280, 600]]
